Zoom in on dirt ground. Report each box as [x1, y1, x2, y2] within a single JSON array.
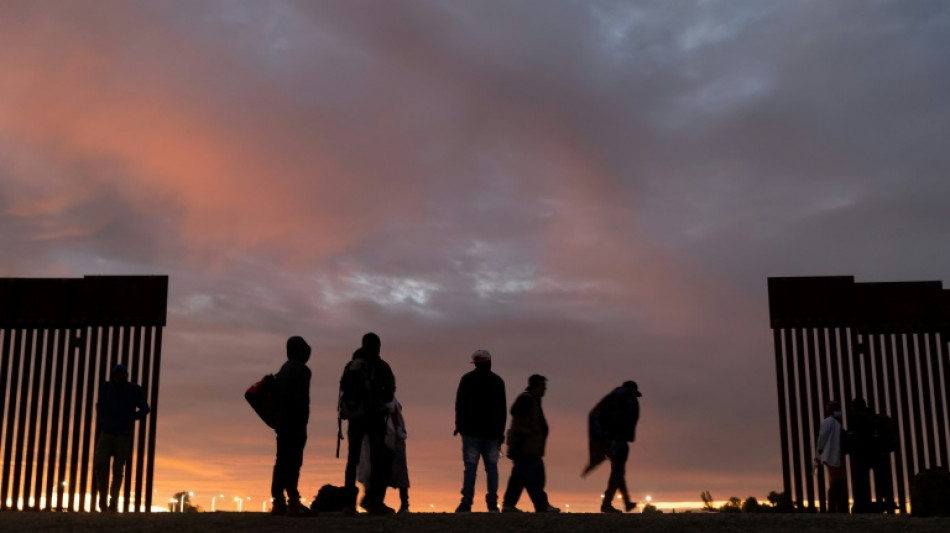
[[1, 511, 950, 533]]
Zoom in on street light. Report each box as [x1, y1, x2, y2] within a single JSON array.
[[212, 494, 224, 512]]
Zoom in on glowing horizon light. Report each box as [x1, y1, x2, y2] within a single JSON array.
[[646, 495, 652, 502]]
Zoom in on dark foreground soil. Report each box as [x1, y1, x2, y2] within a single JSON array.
[[1, 511, 949, 533]]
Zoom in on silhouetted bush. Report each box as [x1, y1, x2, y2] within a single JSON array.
[[741, 497, 761, 513]]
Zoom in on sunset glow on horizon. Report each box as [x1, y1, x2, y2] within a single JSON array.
[[3, 0, 950, 515]]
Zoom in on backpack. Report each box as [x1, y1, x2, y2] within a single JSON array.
[[310, 484, 357, 512], [245, 374, 279, 429], [338, 358, 375, 420]]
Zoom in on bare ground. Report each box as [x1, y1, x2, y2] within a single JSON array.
[[2, 511, 949, 533]]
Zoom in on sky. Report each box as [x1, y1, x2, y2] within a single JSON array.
[[2, 0, 950, 513]]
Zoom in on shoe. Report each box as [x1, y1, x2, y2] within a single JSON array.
[[537, 505, 560, 513], [398, 505, 410, 514], [270, 502, 288, 516], [365, 503, 395, 515], [286, 502, 312, 517], [600, 504, 622, 513], [624, 501, 638, 512], [501, 505, 523, 513], [454, 503, 471, 513], [487, 504, 500, 513], [342, 505, 357, 515]]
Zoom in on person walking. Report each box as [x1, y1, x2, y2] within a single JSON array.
[[93, 363, 150, 512], [501, 374, 559, 513], [816, 400, 846, 513], [270, 336, 312, 516], [454, 349, 507, 513], [582, 381, 641, 513], [341, 332, 397, 515]]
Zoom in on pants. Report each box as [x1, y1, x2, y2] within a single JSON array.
[[825, 463, 848, 513], [460, 436, 500, 506], [503, 457, 549, 512], [850, 455, 873, 513], [271, 428, 307, 505], [345, 416, 391, 507], [93, 432, 132, 511], [604, 440, 631, 506], [872, 453, 894, 512]]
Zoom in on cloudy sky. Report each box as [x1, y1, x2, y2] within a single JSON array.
[[2, 0, 949, 512]]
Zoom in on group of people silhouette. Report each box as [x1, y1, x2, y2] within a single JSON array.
[[815, 398, 898, 514], [267, 332, 642, 516]]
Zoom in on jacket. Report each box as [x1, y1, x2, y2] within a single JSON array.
[[276, 357, 311, 430], [455, 363, 507, 440], [591, 387, 639, 442], [96, 381, 150, 435], [506, 390, 548, 459]]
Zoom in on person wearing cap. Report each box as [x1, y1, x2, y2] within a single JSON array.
[[453, 349, 507, 513], [269, 335, 313, 517], [93, 363, 150, 512], [582, 381, 641, 513], [501, 374, 559, 513]]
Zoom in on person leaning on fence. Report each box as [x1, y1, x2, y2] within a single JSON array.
[[582, 380, 641, 513], [93, 363, 150, 512], [501, 374, 559, 513], [846, 397, 877, 514], [454, 349, 507, 513], [815, 400, 846, 513]]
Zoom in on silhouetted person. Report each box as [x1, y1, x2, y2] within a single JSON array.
[[847, 397, 875, 513], [501, 374, 559, 513], [816, 400, 846, 513], [454, 349, 507, 513], [868, 405, 896, 513], [357, 394, 410, 512], [270, 336, 312, 516], [582, 381, 640, 513], [342, 332, 396, 515], [94, 363, 150, 512]]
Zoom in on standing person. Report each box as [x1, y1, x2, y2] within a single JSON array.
[[501, 375, 559, 513], [271, 336, 312, 516], [454, 349, 507, 513], [93, 364, 150, 512], [582, 381, 641, 513], [357, 394, 411, 513], [847, 397, 875, 513], [341, 332, 396, 515], [870, 410, 897, 513], [816, 400, 846, 513]]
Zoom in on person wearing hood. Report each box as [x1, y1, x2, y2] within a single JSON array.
[[816, 400, 846, 513], [271, 336, 312, 516], [454, 349, 507, 513], [582, 381, 641, 513], [94, 363, 150, 512], [342, 332, 397, 515]]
